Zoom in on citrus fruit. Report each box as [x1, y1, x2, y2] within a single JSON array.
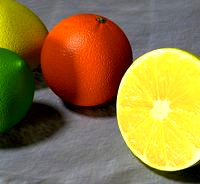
[[41, 13, 132, 106], [0, 48, 34, 132], [117, 48, 200, 171], [0, 0, 48, 69]]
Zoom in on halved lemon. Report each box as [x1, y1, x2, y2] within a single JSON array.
[[117, 48, 200, 171]]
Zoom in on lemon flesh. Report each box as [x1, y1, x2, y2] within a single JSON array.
[[117, 48, 200, 171], [0, 0, 48, 69]]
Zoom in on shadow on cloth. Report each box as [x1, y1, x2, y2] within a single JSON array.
[[33, 65, 47, 90], [63, 97, 116, 117], [140, 156, 200, 183], [0, 102, 65, 149]]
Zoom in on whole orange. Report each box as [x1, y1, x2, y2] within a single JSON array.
[[41, 13, 133, 106]]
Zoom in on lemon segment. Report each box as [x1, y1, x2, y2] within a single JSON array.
[[117, 48, 200, 171]]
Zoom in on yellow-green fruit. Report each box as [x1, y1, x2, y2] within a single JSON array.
[[0, 0, 48, 69]]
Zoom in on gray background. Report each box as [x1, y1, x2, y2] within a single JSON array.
[[0, 0, 200, 183]]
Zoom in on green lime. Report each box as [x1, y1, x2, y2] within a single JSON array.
[[0, 48, 34, 132]]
